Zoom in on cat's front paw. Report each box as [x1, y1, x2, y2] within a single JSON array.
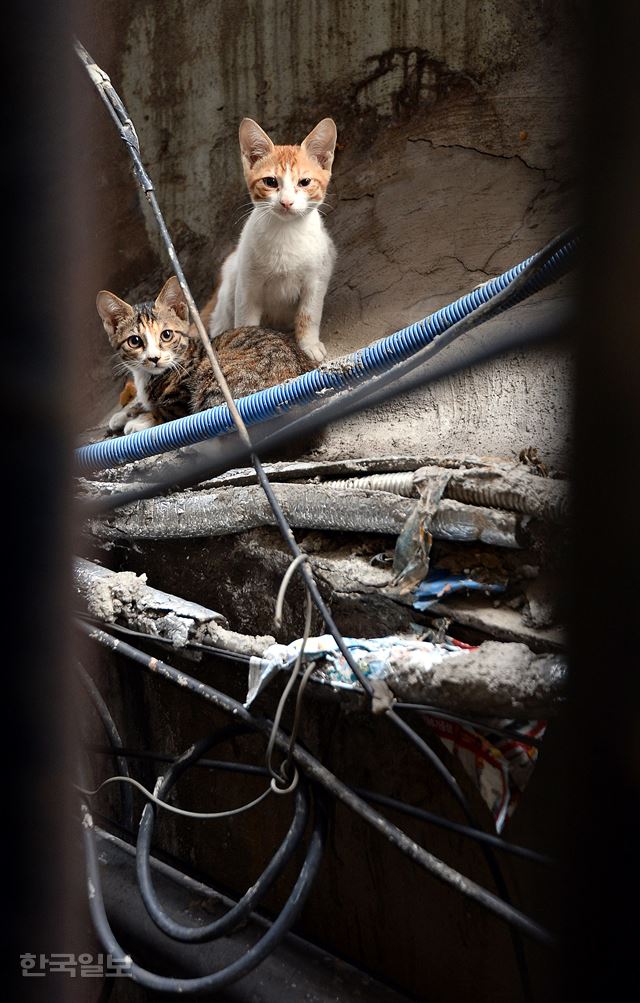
[[108, 408, 130, 432], [124, 413, 157, 435], [300, 338, 327, 363]]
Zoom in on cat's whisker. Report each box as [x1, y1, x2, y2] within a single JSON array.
[[233, 201, 274, 227], [230, 196, 255, 213], [112, 360, 130, 378], [233, 209, 257, 228], [232, 202, 259, 222], [252, 204, 278, 233], [232, 199, 273, 224]]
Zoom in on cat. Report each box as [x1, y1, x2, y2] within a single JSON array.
[[96, 277, 197, 434], [96, 276, 313, 435], [208, 117, 337, 364]]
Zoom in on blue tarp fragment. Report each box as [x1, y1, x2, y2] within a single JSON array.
[[412, 569, 506, 610]]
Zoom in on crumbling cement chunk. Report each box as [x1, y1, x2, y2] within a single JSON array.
[[387, 640, 567, 717], [74, 558, 275, 656]]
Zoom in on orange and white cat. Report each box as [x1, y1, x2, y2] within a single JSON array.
[[209, 118, 337, 363]]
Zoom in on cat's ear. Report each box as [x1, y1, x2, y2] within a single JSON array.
[[155, 276, 189, 322], [239, 118, 274, 170], [301, 118, 337, 171], [96, 291, 134, 339]]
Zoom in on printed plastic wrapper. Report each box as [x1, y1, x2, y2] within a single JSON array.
[[421, 713, 546, 831], [246, 633, 464, 706]]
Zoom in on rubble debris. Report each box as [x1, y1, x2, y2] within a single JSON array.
[[387, 640, 566, 717], [81, 451, 568, 514], [305, 547, 564, 652], [248, 633, 567, 718], [74, 558, 275, 656], [420, 595, 565, 652]]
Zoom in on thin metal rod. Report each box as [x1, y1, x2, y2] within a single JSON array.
[[74, 38, 376, 701]]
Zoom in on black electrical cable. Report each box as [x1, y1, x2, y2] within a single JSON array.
[[87, 743, 554, 865], [386, 704, 534, 1003], [78, 620, 554, 945], [352, 787, 553, 867], [80, 592, 542, 977], [392, 701, 544, 749], [136, 728, 311, 943], [78, 582, 538, 998], [79, 753, 327, 994], [87, 744, 266, 778], [75, 612, 252, 664], [76, 660, 134, 832]]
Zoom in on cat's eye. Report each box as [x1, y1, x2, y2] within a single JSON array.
[[262, 176, 278, 188], [160, 330, 174, 342], [127, 335, 143, 348], [298, 178, 311, 187]]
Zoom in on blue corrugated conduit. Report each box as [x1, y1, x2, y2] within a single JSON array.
[[76, 234, 577, 473]]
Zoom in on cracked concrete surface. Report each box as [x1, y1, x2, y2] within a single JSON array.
[[383, 640, 567, 717], [78, 2, 580, 466]]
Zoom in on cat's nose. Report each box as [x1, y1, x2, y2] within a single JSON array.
[[280, 198, 293, 210], [147, 355, 160, 366]]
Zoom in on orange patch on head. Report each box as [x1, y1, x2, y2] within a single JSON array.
[[240, 118, 336, 204], [248, 145, 331, 202]]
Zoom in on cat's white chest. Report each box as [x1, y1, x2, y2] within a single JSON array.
[[261, 229, 308, 300], [210, 202, 336, 360], [133, 369, 151, 409], [251, 216, 323, 278]]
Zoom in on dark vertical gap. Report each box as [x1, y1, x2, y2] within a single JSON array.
[[3, 4, 80, 1000], [564, 4, 640, 1001], [3, 3, 110, 999]]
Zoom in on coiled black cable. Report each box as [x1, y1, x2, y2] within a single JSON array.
[[87, 742, 553, 865], [76, 660, 134, 832], [78, 621, 553, 946], [136, 727, 311, 943], [79, 755, 327, 994]]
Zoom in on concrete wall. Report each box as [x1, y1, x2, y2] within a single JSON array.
[[77, 0, 582, 466]]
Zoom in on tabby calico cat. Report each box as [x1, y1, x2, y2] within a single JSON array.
[[96, 276, 313, 434], [209, 117, 337, 363]]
